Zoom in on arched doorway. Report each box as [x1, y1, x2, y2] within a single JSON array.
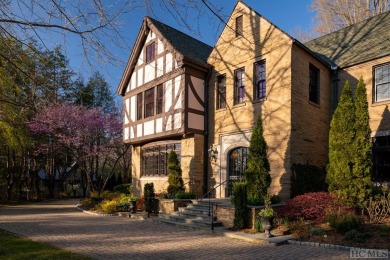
[[228, 147, 248, 196]]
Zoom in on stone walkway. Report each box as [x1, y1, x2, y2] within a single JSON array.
[[0, 199, 350, 259]]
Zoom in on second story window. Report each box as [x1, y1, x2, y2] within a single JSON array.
[[254, 60, 266, 100], [234, 68, 245, 104], [144, 88, 155, 118], [309, 64, 320, 104], [217, 75, 226, 109], [156, 84, 163, 114], [137, 93, 143, 120], [236, 15, 243, 37], [375, 63, 390, 102], [146, 42, 155, 63]]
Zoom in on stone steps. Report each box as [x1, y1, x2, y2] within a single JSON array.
[[156, 200, 223, 229]]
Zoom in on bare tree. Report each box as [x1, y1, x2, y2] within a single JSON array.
[[311, 0, 390, 35]]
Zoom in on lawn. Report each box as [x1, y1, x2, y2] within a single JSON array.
[[0, 229, 92, 260]]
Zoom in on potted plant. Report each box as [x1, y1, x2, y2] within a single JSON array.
[[258, 195, 275, 237]]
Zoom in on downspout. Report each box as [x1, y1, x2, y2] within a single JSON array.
[[203, 67, 212, 196], [331, 65, 339, 113]]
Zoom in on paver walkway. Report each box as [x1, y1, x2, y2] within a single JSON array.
[[0, 199, 350, 259]]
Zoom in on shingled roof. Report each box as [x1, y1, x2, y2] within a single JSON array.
[[305, 11, 390, 68], [147, 17, 212, 67]]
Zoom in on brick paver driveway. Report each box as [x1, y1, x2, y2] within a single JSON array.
[[0, 199, 350, 259]]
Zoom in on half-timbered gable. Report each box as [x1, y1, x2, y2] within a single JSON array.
[[117, 16, 212, 197]]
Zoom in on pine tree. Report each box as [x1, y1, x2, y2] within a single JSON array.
[[167, 151, 184, 198], [245, 114, 271, 205], [353, 77, 372, 208], [327, 81, 357, 206]]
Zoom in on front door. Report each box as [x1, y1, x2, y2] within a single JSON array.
[[228, 147, 248, 196]]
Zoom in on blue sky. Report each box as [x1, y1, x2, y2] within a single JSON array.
[[66, 0, 315, 96]]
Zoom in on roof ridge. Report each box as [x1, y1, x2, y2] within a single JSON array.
[[146, 16, 212, 48], [307, 10, 390, 44]]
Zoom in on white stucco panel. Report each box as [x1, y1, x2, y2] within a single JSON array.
[[166, 115, 172, 131], [130, 96, 136, 122], [188, 113, 204, 130], [130, 126, 134, 139], [166, 52, 173, 73], [137, 124, 143, 138], [156, 118, 163, 133], [144, 120, 155, 136], [188, 76, 204, 111], [165, 80, 172, 112], [137, 68, 143, 87], [157, 38, 164, 54], [146, 30, 156, 42], [174, 112, 182, 129], [157, 56, 164, 78], [138, 49, 144, 66], [131, 72, 136, 90], [174, 93, 182, 110], [144, 63, 155, 83], [123, 127, 129, 141], [124, 98, 130, 124]]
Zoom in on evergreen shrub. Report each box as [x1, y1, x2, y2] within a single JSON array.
[[326, 213, 363, 233], [144, 183, 155, 215], [291, 163, 327, 198], [167, 151, 184, 198], [232, 182, 248, 229]]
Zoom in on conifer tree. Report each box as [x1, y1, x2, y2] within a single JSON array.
[[245, 115, 271, 205], [327, 81, 357, 206], [167, 151, 184, 198], [353, 77, 372, 208]]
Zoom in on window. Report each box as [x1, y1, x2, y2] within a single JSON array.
[[137, 93, 142, 120], [141, 143, 181, 176], [254, 61, 266, 100], [374, 63, 390, 102], [234, 68, 245, 104], [236, 15, 243, 37], [309, 64, 320, 104], [156, 84, 163, 114], [217, 75, 226, 109], [146, 42, 155, 63], [144, 88, 154, 118], [228, 147, 248, 196]]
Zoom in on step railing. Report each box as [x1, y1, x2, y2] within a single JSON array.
[[198, 179, 229, 230]]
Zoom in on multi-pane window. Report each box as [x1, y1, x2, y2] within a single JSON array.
[[375, 63, 390, 102], [136, 93, 142, 120], [236, 15, 243, 37], [254, 61, 266, 100], [146, 42, 155, 63], [234, 68, 245, 104], [144, 88, 154, 118], [217, 75, 226, 109], [141, 143, 181, 176], [156, 84, 163, 114], [309, 64, 320, 104]]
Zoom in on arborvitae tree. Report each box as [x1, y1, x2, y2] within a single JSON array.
[[167, 151, 184, 198], [232, 182, 248, 229], [353, 77, 372, 208], [327, 81, 357, 206], [244, 115, 271, 205]]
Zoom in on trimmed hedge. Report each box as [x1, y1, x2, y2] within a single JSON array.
[[232, 182, 248, 229]]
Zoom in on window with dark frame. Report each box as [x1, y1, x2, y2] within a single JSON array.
[[254, 60, 266, 100], [145, 42, 155, 63], [217, 75, 226, 109], [141, 143, 181, 176], [156, 84, 163, 114], [136, 92, 142, 120], [374, 63, 390, 102], [144, 88, 155, 118], [309, 64, 320, 104], [236, 15, 243, 37], [234, 68, 245, 104]]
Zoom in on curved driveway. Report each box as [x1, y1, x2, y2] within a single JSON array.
[[0, 199, 349, 259]]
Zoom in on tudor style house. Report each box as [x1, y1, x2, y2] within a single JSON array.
[[117, 16, 212, 197], [118, 1, 390, 200]]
